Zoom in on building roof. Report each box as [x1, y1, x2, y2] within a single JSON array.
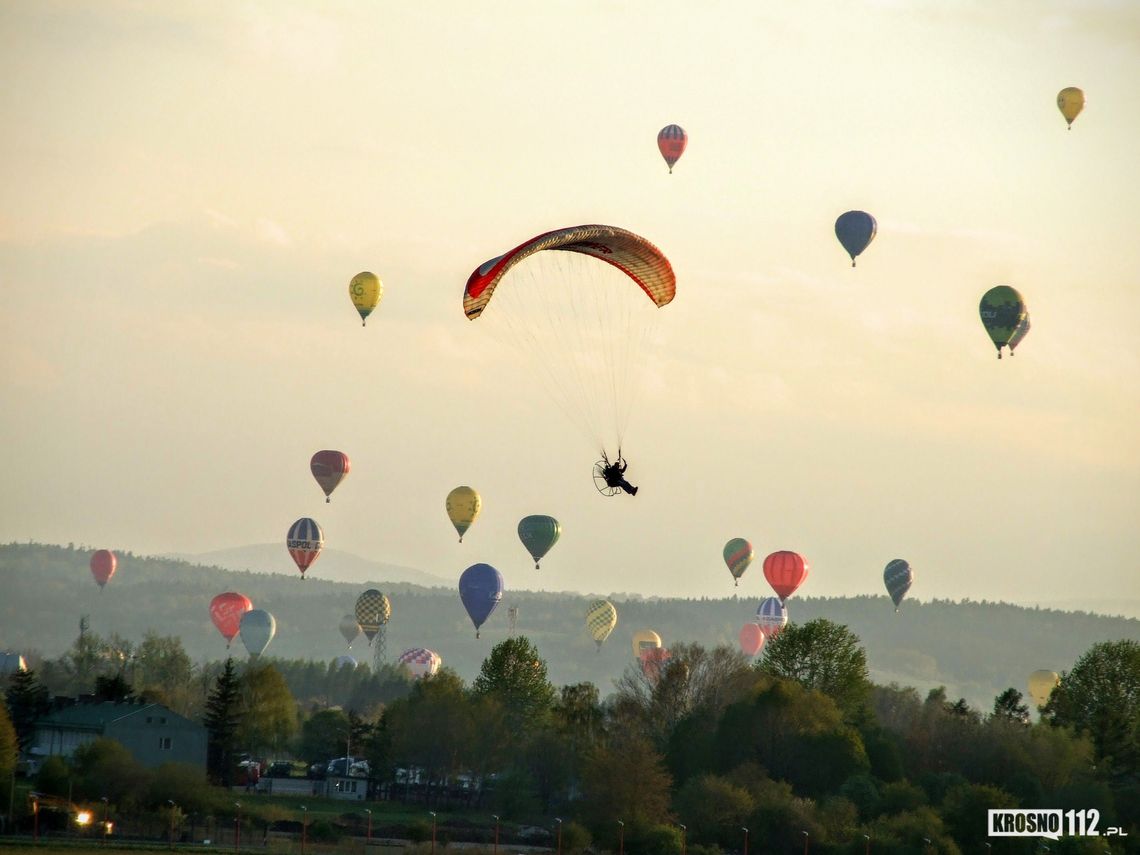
[[37, 699, 199, 732]]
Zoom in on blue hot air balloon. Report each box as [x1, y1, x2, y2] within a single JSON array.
[[459, 563, 504, 638], [883, 559, 915, 612], [835, 210, 877, 267]]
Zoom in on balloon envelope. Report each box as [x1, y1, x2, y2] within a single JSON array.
[[286, 518, 324, 578], [349, 271, 383, 325], [518, 515, 562, 568], [397, 647, 442, 679], [311, 451, 350, 502], [1057, 87, 1084, 128], [90, 550, 117, 589], [631, 628, 662, 659], [339, 614, 362, 647], [763, 550, 810, 601], [723, 538, 754, 586], [210, 592, 253, 645], [446, 487, 482, 542], [355, 590, 391, 643], [755, 597, 789, 639], [1027, 670, 1060, 707], [883, 559, 915, 611], [739, 622, 766, 657], [459, 563, 504, 637], [979, 286, 1028, 358], [239, 609, 276, 659], [1008, 313, 1031, 354], [657, 124, 688, 173], [334, 654, 357, 670], [835, 211, 877, 266], [585, 599, 618, 648]]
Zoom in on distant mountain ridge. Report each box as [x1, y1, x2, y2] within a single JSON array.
[[163, 543, 451, 588]]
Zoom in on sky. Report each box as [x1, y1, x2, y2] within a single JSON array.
[[1, 1, 1138, 612]]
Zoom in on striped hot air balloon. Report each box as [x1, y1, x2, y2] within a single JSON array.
[[585, 599, 618, 650], [883, 559, 915, 612], [355, 590, 391, 645], [763, 550, 809, 602], [755, 597, 788, 639], [397, 647, 442, 680], [723, 538, 754, 586], [657, 124, 688, 173], [286, 518, 324, 579]]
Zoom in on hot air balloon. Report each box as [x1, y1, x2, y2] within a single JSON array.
[[463, 225, 674, 479], [755, 597, 788, 639], [397, 647, 442, 679], [210, 592, 253, 647], [1008, 313, 1031, 356], [310, 451, 350, 503], [334, 654, 358, 670], [239, 609, 276, 659], [763, 550, 809, 602], [723, 538, 754, 587], [90, 550, 117, 590], [657, 124, 688, 173], [979, 286, 1028, 359], [459, 563, 504, 638], [355, 590, 391, 646], [739, 622, 766, 657], [446, 487, 482, 542], [640, 647, 672, 681], [631, 629, 663, 659], [339, 614, 362, 648], [883, 559, 914, 612], [286, 518, 324, 579], [835, 211, 877, 267], [349, 271, 383, 326], [518, 515, 561, 569], [1057, 87, 1084, 129], [585, 599, 618, 650], [1027, 670, 1061, 708]]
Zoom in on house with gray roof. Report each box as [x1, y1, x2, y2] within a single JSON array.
[[31, 699, 206, 770]]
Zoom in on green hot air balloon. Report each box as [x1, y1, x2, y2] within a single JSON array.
[[518, 515, 562, 569], [239, 609, 276, 659], [979, 286, 1028, 359], [723, 538, 754, 586]]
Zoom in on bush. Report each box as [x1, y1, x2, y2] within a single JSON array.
[[308, 818, 339, 843], [406, 819, 431, 843], [34, 756, 71, 797], [561, 820, 591, 852]]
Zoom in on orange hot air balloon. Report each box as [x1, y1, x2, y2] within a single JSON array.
[[90, 550, 117, 590], [310, 450, 350, 503], [657, 124, 688, 173], [763, 550, 809, 601], [210, 592, 253, 647], [739, 623, 766, 657]]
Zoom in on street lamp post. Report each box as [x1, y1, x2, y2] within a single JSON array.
[[922, 838, 931, 852], [555, 818, 563, 855], [742, 827, 749, 855], [863, 833, 870, 855], [300, 806, 307, 855], [365, 808, 372, 844], [802, 829, 810, 855], [492, 814, 500, 855], [679, 824, 687, 855], [430, 811, 437, 855], [167, 800, 176, 851], [234, 803, 241, 853], [618, 820, 624, 855], [101, 797, 110, 846], [31, 794, 39, 845]]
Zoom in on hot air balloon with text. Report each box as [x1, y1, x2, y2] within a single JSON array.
[[286, 518, 324, 578], [210, 592, 253, 647], [657, 124, 688, 173], [755, 597, 788, 639], [979, 286, 1028, 359]]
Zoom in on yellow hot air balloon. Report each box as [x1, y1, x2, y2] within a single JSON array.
[[1057, 87, 1084, 129], [1027, 670, 1060, 708], [585, 599, 618, 649], [631, 629, 662, 659], [446, 486, 482, 542], [349, 271, 383, 326]]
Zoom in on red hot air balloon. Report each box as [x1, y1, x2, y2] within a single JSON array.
[[90, 550, 117, 590], [210, 592, 253, 647], [310, 451, 350, 503], [657, 124, 688, 173], [763, 550, 809, 602], [739, 622, 766, 657]]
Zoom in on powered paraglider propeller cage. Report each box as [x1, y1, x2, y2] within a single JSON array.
[[593, 460, 623, 496]]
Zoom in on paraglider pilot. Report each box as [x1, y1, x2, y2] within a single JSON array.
[[601, 452, 638, 496]]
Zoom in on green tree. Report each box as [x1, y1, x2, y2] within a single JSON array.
[[33, 755, 70, 797], [134, 633, 195, 712], [471, 636, 556, 732], [386, 670, 471, 805], [940, 781, 1017, 851], [93, 672, 135, 702], [0, 702, 18, 804], [203, 658, 242, 786], [237, 663, 296, 758], [991, 687, 1029, 724], [298, 708, 349, 765], [1045, 640, 1140, 765], [760, 619, 871, 717], [72, 737, 150, 808], [579, 731, 673, 833], [673, 774, 754, 849], [4, 667, 50, 752]]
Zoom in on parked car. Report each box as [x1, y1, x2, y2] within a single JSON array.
[[326, 756, 370, 778]]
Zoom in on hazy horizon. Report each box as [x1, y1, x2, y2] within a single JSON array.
[[2, 2, 1138, 613]]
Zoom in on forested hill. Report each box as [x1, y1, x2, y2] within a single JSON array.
[[3, 542, 1137, 708]]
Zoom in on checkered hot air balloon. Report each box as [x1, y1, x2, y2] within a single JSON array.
[[286, 518, 324, 579], [397, 647, 442, 679], [355, 590, 391, 645], [585, 599, 618, 650]]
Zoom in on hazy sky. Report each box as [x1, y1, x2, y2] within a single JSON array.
[[2, 1, 1138, 610]]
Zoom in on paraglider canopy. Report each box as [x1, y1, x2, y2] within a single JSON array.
[[835, 211, 877, 266]]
